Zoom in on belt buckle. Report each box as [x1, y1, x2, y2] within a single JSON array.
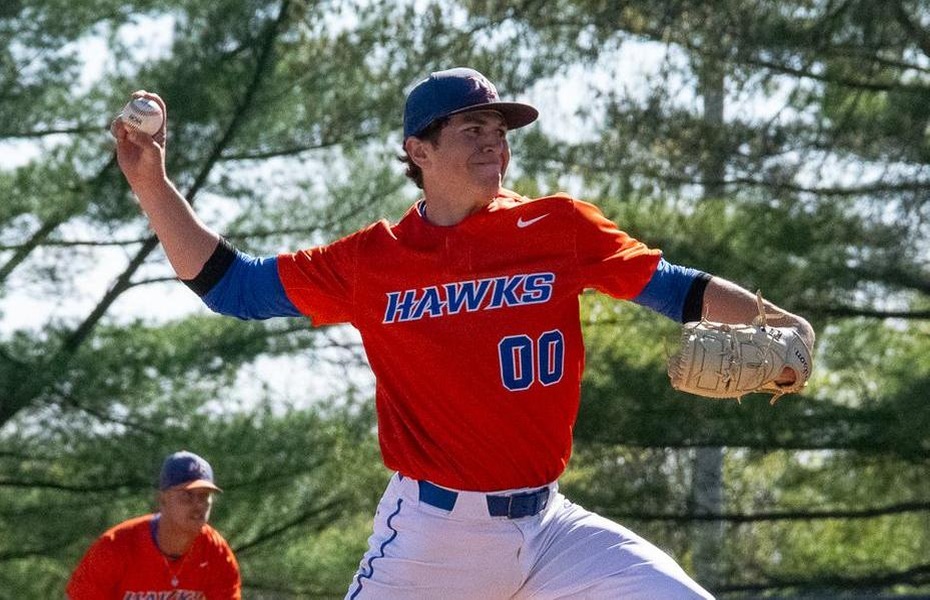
[[506, 488, 547, 519]]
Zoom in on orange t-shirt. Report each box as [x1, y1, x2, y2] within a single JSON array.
[[66, 514, 240, 599]]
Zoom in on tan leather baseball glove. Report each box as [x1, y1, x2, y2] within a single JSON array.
[[667, 294, 813, 403]]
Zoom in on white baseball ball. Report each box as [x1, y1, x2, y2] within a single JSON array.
[[120, 98, 164, 136]]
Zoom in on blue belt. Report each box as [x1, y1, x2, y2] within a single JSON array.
[[417, 479, 550, 519]]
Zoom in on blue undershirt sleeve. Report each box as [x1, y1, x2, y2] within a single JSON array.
[[200, 251, 301, 320], [631, 258, 711, 323]]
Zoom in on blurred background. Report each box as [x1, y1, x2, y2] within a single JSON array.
[[1, 0, 929, 597]]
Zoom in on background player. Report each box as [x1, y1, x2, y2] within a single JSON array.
[[111, 67, 814, 598], [66, 450, 240, 599]]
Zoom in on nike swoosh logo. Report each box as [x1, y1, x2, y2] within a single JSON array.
[[517, 213, 550, 228]]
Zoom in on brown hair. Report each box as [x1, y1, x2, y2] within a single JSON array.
[[398, 117, 449, 189]]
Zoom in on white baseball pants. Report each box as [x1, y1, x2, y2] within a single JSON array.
[[345, 473, 715, 599]]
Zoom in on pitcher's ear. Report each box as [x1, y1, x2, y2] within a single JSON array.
[[404, 136, 431, 169]]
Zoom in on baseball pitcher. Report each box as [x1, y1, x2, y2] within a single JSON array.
[[111, 67, 814, 599]]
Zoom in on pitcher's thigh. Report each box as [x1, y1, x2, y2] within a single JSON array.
[[520, 499, 714, 600]]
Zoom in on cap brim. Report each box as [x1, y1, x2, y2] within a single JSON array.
[[448, 101, 539, 131], [169, 480, 222, 492]]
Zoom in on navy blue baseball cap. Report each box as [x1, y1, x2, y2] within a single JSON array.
[[403, 67, 539, 139], [159, 451, 222, 492]]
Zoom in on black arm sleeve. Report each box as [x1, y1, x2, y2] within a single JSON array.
[[681, 272, 712, 323], [180, 237, 237, 296]]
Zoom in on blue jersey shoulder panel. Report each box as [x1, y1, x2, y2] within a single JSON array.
[[201, 251, 301, 320], [631, 258, 706, 323]]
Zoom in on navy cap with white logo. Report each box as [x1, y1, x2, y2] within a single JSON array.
[[403, 67, 538, 139]]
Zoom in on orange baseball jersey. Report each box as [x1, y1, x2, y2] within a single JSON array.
[[276, 191, 662, 491], [66, 514, 241, 600]]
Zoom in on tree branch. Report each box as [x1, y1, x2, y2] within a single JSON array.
[[891, 0, 930, 60], [804, 305, 930, 320], [667, 174, 930, 198], [232, 496, 345, 555], [718, 562, 930, 593], [0, 477, 145, 493], [0, 154, 117, 284], [742, 55, 927, 94], [600, 500, 930, 523], [0, 217, 63, 284], [219, 131, 378, 161], [1, 0, 295, 427], [0, 124, 111, 139]]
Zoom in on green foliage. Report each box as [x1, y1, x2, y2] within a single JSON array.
[[3, 0, 930, 596]]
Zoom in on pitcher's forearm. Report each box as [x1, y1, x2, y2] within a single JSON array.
[[133, 177, 220, 280], [702, 277, 815, 348]]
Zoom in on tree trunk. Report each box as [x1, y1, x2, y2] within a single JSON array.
[[692, 50, 726, 589]]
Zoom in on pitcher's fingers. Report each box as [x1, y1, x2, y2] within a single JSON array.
[[125, 126, 161, 150]]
